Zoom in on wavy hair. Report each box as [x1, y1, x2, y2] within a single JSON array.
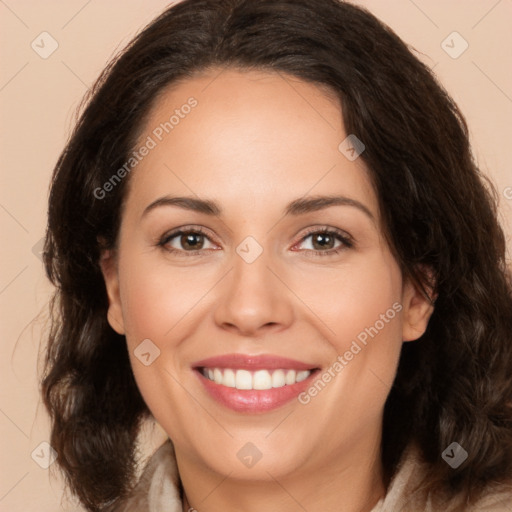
[[41, 0, 512, 510]]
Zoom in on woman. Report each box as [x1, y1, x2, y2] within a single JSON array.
[[41, 0, 512, 511]]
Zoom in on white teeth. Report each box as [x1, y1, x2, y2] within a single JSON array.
[[285, 370, 296, 385], [235, 370, 252, 390], [253, 370, 272, 390], [223, 369, 236, 388], [202, 368, 312, 389], [213, 368, 223, 385], [272, 369, 286, 388], [296, 370, 310, 382]]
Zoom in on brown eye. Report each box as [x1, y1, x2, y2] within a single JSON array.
[[158, 228, 217, 254], [294, 228, 354, 256], [179, 232, 206, 250], [310, 232, 336, 250]]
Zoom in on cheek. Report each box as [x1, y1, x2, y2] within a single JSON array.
[[116, 255, 199, 440], [118, 253, 206, 344], [115, 249, 227, 437], [295, 249, 404, 417], [297, 249, 403, 351]]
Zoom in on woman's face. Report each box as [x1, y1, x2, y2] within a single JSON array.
[[101, 68, 433, 481]]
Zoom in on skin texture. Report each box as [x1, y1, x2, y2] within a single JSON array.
[[100, 68, 434, 512]]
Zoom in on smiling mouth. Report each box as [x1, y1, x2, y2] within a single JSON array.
[[199, 367, 313, 390], [193, 365, 321, 413], [191, 353, 321, 412]]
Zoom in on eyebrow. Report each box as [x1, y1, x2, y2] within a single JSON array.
[[142, 194, 375, 222]]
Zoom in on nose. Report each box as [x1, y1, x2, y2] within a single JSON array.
[[213, 246, 294, 337]]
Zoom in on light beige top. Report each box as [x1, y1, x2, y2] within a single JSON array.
[[118, 439, 512, 511]]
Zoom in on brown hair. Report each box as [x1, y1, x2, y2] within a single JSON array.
[[41, 0, 512, 510]]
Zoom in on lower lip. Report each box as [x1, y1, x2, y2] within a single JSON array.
[[195, 369, 318, 413]]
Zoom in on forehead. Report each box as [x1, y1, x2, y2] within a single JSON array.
[[125, 67, 378, 221]]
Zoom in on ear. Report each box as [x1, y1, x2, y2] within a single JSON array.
[[99, 247, 126, 335], [401, 267, 436, 342]]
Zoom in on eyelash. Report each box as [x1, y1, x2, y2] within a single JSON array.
[[157, 226, 214, 257], [157, 225, 354, 257], [296, 226, 354, 256]]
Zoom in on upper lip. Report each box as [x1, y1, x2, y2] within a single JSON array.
[[192, 354, 318, 371]]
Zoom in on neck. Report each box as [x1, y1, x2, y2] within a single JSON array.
[[178, 436, 385, 512]]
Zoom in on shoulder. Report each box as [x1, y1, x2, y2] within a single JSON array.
[[373, 442, 512, 512], [114, 439, 182, 512]]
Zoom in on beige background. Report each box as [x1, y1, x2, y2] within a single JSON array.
[[1, 1, 511, 510]]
